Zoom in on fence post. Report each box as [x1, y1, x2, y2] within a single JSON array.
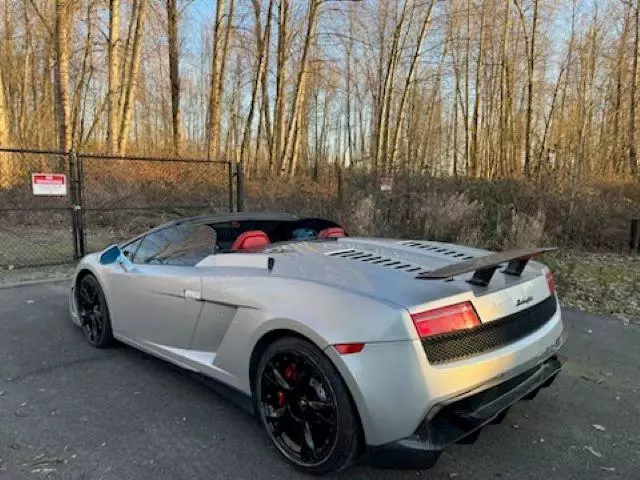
[[228, 161, 234, 213], [76, 153, 86, 257], [631, 218, 639, 254], [68, 150, 79, 261], [236, 162, 244, 212]]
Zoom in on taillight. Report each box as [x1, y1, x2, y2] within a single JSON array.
[[545, 271, 556, 294], [411, 301, 480, 338], [334, 343, 365, 355]]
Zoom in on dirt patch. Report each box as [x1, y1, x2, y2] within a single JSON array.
[[0, 264, 76, 286], [546, 251, 640, 325]]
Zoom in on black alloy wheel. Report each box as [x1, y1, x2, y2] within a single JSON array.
[[255, 337, 360, 474], [77, 274, 113, 348]]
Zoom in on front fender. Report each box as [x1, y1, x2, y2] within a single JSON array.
[[68, 253, 103, 327]]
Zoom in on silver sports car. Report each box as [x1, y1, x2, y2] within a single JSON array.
[[69, 212, 566, 474]]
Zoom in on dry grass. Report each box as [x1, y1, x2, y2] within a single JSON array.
[[244, 172, 640, 252], [544, 251, 640, 324]]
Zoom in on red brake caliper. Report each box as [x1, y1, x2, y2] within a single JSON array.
[[277, 364, 298, 408], [284, 364, 298, 382]]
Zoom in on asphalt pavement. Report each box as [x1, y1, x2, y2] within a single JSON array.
[[0, 281, 638, 480]]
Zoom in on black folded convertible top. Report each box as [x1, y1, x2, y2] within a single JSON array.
[[416, 247, 557, 286]]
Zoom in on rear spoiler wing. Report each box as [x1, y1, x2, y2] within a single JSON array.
[[416, 247, 557, 286]]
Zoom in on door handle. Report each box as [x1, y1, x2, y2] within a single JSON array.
[[183, 289, 202, 301]]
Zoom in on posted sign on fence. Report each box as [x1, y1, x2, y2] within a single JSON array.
[[32, 173, 67, 196]]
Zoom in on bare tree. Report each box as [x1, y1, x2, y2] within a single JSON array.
[[282, 0, 322, 177], [207, 0, 227, 160], [107, 0, 121, 153], [514, 0, 539, 178], [54, 0, 72, 151], [0, 57, 9, 147], [117, 0, 148, 154], [628, 0, 639, 175], [373, 1, 409, 176], [388, 1, 435, 170], [271, 0, 289, 173], [167, 0, 181, 154], [240, 0, 274, 173]]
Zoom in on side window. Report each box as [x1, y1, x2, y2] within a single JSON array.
[[121, 238, 142, 261], [163, 224, 217, 266], [132, 225, 217, 266], [132, 229, 173, 265]]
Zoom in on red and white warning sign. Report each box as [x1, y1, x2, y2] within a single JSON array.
[[32, 173, 67, 196]]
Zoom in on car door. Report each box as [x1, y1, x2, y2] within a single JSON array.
[[107, 224, 216, 351]]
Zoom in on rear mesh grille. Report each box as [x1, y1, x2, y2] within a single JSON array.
[[422, 295, 558, 364]]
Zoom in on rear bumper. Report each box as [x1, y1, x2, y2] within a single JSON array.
[[367, 354, 564, 469]]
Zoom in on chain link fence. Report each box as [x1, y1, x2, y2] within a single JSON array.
[[0, 147, 235, 268], [79, 153, 233, 254], [0, 148, 76, 267]]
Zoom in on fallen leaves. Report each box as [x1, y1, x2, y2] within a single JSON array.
[[549, 252, 640, 323], [581, 374, 605, 385], [585, 446, 604, 458]]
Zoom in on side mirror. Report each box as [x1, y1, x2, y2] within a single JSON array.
[[99, 245, 122, 265]]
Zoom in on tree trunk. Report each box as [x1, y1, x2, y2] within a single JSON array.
[[117, 0, 148, 154], [629, 0, 639, 176], [270, 0, 288, 173], [374, 1, 408, 176], [0, 63, 12, 187], [107, 0, 121, 153], [470, 0, 487, 178], [240, 0, 273, 170], [388, 1, 435, 170], [345, 3, 355, 167], [514, 0, 539, 178], [613, 7, 630, 174], [464, 0, 471, 174], [71, 0, 95, 148], [499, 0, 510, 178], [54, 0, 72, 151], [167, 0, 181, 154], [282, 0, 320, 177], [207, 0, 227, 160], [0, 65, 8, 146], [215, 0, 234, 160]]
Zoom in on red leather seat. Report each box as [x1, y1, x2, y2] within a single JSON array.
[[318, 227, 346, 239], [231, 230, 270, 251]]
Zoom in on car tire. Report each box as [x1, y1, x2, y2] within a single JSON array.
[[76, 273, 114, 348], [253, 336, 361, 475]]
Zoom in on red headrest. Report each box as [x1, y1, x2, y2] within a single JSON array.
[[231, 230, 270, 251], [318, 227, 345, 239]]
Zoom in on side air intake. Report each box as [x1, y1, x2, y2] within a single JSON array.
[[398, 240, 476, 261], [326, 249, 430, 276]]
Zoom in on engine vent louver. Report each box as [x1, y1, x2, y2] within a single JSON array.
[[398, 240, 475, 261], [326, 249, 431, 275]]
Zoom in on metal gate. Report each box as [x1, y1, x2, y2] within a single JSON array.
[[0, 147, 237, 268], [0, 147, 78, 267]]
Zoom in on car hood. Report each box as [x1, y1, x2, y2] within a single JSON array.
[[265, 238, 544, 309]]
